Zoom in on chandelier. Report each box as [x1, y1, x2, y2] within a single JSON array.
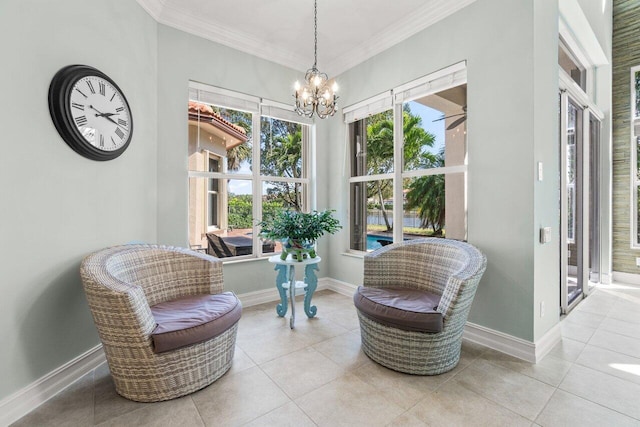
[[294, 0, 338, 119]]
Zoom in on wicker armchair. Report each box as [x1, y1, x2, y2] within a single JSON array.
[[354, 238, 486, 375], [80, 244, 240, 402]]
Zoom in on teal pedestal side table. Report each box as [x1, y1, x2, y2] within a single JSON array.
[[268, 254, 321, 329]]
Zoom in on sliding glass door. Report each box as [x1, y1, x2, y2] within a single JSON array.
[[560, 93, 601, 314]]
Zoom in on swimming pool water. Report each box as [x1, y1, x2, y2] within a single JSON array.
[[366, 235, 392, 251]]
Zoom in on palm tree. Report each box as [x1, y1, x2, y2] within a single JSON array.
[[366, 113, 394, 229], [365, 105, 436, 231], [258, 117, 304, 211], [212, 106, 253, 171], [226, 143, 251, 171], [405, 149, 445, 235]]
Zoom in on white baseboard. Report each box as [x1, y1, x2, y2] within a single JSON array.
[[237, 286, 283, 307], [612, 271, 640, 286], [463, 323, 535, 363], [321, 277, 358, 297], [237, 279, 330, 308], [463, 321, 560, 363], [0, 344, 106, 427], [322, 277, 555, 363], [534, 323, 562, 362], [4, 276, 558, 425], [247, 277, 553, 362]]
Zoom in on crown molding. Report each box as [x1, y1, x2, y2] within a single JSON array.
[[327, 0, 477, 76], [137, 0, 476, 76], [135, 0, 165, 21], [136, 0, 309, 72]]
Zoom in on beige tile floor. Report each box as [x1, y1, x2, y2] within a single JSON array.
[[12, 284, 640, 426]]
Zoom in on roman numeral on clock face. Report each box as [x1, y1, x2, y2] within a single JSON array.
[[117, 119, 127, 127], [99, 82, 106, 96], [99, 134, 104, 147], [87, 80, 95, 94], [75, 115, 88, 127], [71, 102, 84, 111], [115, 127, 125, 140]]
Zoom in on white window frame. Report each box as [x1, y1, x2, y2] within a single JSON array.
[[206, 153, 222, 231], [188, 82, 314, 260], [344, 61, 468, 253]]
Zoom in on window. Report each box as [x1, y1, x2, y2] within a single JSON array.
[[566, 101, 580, 244], [349, 109, 394, 251], [188, 83, 312, 258], [346, 63, 467, 252], [559, 38, 586, 91], [632, 67, 640, 246]]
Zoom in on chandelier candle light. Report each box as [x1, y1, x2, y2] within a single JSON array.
[[294, 0, 338, 119]]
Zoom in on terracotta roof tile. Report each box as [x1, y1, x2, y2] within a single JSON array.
[[188, 101, 247, 136]]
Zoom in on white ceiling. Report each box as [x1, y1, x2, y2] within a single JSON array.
[[136, 0, 476, 76]]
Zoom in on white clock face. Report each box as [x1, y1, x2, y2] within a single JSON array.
[[68, 76, 132, 151]]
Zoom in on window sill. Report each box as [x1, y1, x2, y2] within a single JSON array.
[[341, 251, 365, 259], [221, 255, 274, 265]]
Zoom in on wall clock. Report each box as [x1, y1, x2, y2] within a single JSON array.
[[48, 65, 133, 161]]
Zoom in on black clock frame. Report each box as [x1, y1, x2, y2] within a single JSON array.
[[48, 65, 133, 161]]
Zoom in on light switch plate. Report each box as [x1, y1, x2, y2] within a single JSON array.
[[540, 227, 551, 243], [538, 162, 543, 181]]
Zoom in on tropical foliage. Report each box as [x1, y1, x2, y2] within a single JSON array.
[[213, 111, 306, 230], [404, 149, 446, 235], [364, 105, 442, 232], [228, 194, 286, 230], [212, 106, 253, 171], [261, 117, 304, 211], [258, 209, 341, 242]]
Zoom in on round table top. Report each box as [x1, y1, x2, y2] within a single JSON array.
[[268, 254, 322, 265]]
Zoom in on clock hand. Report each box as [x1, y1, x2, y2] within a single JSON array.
[[88, 105, 124, 129], [88, 104, 107, 116]]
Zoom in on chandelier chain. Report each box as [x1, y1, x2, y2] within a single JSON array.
[[292, 0, 338, 119], [313, 0, 318, 69]]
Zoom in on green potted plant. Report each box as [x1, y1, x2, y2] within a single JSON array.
[[259, 209, 341, 261]]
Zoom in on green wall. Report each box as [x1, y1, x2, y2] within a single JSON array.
[[0, 0, 613, 405], [323, 0, 559, 342], [0, 1, 158, 400], [155, 25, 314, 294]]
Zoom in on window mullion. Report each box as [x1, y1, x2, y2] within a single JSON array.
[[252, 112, 262, 256], [307, 124, 315, 211], [393, 102, 403, 244], [348, 173, 394, 183], [401, 165, 467, 179]]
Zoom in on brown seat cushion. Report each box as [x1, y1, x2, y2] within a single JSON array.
[[353, 286, 443, 333], [150, 292, 242, 353]]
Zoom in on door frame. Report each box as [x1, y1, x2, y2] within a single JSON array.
[[559, 72, 604, 313]]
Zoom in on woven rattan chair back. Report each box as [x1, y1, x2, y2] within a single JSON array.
[[356, 238, 487, 375], [80, 244, 237, 402]]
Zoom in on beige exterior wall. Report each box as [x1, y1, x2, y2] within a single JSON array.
[[188, 123, 229, 249], [444, 119, 467, 241], [416, 92, 467, 240]]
